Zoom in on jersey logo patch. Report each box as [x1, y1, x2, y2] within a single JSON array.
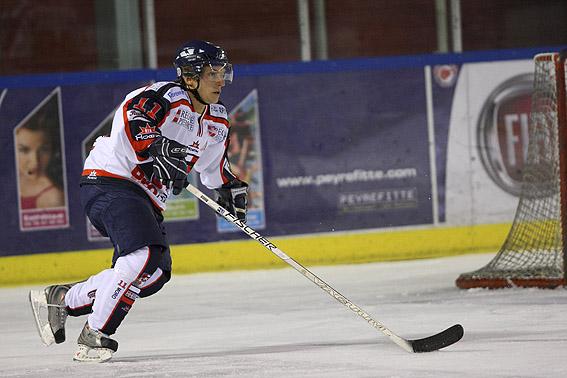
[[172, 108, 196, 131], [188, 140, 201, 155], [167, 89, 185, 102], [209, 104, 228, 118], [135, 125, 159, 141], [207, 123, 227, 143], [127, 109, 150, 122]]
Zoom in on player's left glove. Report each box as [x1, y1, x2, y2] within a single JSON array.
[[148, 137, 189, 195], [215, 179, 248, 222]]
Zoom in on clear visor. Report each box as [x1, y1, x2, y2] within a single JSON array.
[[201, 63, 233, 84]]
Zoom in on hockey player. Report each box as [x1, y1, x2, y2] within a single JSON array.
[[29, 40, 248, 362]]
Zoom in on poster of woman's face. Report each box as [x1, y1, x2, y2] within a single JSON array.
[[13, 88, 69, 231]]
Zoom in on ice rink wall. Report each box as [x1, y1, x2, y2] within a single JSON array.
[[0, 47, 557, 285]]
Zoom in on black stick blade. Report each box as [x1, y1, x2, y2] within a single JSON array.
[[409, 324, 464, 353]]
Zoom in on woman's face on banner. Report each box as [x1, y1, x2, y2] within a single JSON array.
[[16, 128, 53, 178]]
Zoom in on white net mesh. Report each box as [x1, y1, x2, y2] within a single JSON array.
[[457, 53, 566, 288]]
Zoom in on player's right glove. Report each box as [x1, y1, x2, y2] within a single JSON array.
[[148, 137, 189, 195], [215, 179, 248, 222]]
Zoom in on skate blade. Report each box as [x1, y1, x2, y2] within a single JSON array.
[[28, 290, 55, 346], [73, 344, 113, 363]]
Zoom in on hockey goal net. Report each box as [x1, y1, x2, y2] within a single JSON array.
[[456, 52, 567, 289]]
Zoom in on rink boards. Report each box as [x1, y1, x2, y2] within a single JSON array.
[[0, 46, 558, 285]]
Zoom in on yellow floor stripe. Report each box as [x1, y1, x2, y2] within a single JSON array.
[[0, 223, 510, 287]]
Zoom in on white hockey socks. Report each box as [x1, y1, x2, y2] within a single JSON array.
[[88, 247, 150, 334], [65, 269, 114, 315]]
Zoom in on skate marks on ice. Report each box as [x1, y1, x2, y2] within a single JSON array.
[[111, 338, 384, 363]]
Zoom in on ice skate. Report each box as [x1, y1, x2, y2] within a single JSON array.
[[29, 284, 71, 346], [73, 322, 118, 363]]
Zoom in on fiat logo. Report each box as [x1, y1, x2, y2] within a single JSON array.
[[477, 74, 533, 196]]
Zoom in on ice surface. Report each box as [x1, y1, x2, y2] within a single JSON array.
[[1, 253, 566, 377]]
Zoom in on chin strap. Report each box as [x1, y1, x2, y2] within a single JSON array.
[[189, 87, 209, 106], [179, 77, 210, 106]]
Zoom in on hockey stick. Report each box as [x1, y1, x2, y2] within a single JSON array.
[[186, 184, 464, 353]]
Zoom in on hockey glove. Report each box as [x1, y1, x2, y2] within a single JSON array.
[[215, 179, 249, 222], [148, 137, 189, 195]]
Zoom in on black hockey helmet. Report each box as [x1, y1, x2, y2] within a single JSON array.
[[173, 40, 233, 84]]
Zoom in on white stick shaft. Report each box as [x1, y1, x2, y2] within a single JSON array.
[[186, 184, 413, 352]]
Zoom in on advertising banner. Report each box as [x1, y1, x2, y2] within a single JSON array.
[[445, 59, 534, 225], [217, 89, 266, 232], [430, 64, 460, 223], [224, 68, 434, 235], [13, 88, 69, 231], [0, 53, 537, 257]]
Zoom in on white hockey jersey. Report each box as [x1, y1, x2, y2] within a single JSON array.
[[82, 81, 236, 211]]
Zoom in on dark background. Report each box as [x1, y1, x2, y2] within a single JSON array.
[[1, 0, 566, 75]]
